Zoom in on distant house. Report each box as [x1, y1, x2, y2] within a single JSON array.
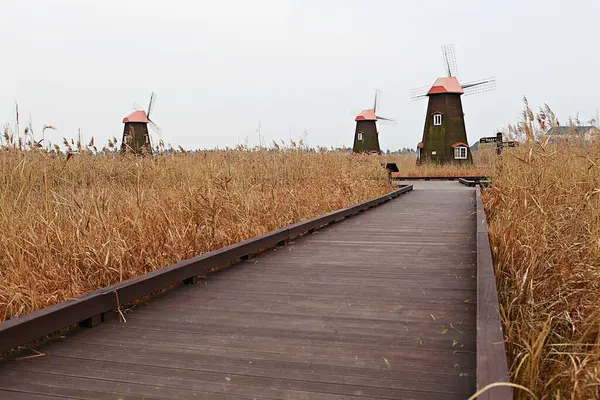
[[470, 141, 496, 152], [544, 125, 600, 144]]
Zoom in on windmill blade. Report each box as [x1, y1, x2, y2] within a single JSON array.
[[462, 77, 496, 96], [147, 120, 162, 152], [376, 115, 396, 127], [147, 92, 156, 118], [409, 84, 431, 101], [441, 44, 458, 78], [148, 119, 162, 137], [132, 102, 142, 110], [373, 88, 382, 113]]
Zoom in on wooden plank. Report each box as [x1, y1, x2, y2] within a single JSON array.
[[0, 380, 163, 400], [459, 178, 491, 188], [476, 187, 512, 399], [42, 339, 474, 378], [0, 371, 256, 400], [24, 353, 470, 392], [9, 358, 469, 399]]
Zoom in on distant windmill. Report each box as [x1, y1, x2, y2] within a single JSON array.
[[120, 92, 162, 155], [410, 44, 496, 164], [352, 89, 395, 154]]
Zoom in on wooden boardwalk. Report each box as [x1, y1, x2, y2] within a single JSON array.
[[0, 182, 479, 399]]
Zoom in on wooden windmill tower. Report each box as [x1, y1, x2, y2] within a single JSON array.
[[410, 45, 496, 164], [352, 90, 394, 154], [120, 92, 162, 155]]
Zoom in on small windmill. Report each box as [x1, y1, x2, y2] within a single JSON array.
[[120, 92, 162, 155], [410, 44, 496, 164], [352, 89, 395, 154]]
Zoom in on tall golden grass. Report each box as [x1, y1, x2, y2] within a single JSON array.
[[483, 100, 600, 398], [383, 150, 495, 177], [0, 145, 391, 323]]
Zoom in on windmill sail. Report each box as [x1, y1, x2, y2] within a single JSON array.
[[149, 121, 162, 136], [374, 90, 378, 112], [147, 92, 156, 119], [409, 84, 433, 101], [441, 44, 458, 78], [461, 77, 496, 96], [373, 88, 382, 113]]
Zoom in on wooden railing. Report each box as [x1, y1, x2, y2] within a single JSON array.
[[475, 186, 512, 399]]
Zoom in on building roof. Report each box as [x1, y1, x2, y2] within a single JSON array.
[[427, 77, 464, 96], [417, 142, 424, 149], [451, 142, 469, 148], [355, 109, 377, 121], [123, 110, 149, 124], [546, 125, 598, 136], [471, 142, 492, 151]]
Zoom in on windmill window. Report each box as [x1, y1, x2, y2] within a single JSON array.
[[454, 146, 467, 159], [433, 114, 443, 126], [357, 132, 363, 141]]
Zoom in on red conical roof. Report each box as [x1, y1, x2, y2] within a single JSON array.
[[355, 109, 377, 121], [122, 110, 149, 123], [427, 77, 464, 95]]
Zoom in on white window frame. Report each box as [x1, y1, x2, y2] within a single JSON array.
[[433, 113, 443, 126], [357, 132, 363, 141], [454, 146, 467, 160]]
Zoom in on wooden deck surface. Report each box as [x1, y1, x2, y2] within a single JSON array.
[[0, 181, 477, 399]]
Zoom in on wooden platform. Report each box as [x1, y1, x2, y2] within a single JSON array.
[[0, 182, 478, 399]]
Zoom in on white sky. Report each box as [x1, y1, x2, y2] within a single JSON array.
[[1, 0, 599, 151]]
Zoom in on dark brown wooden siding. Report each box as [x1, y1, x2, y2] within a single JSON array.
[[419, 94, 473, 164], [353, 120, 380, 154], [121, 122, 152, 155]]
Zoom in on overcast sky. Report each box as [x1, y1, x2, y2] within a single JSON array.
[[1, 0, 599, 151]]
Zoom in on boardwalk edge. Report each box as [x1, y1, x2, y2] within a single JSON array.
[[475, 186, 513, 399], [0, 184, 413, 356], [393, 175, 489, 181]]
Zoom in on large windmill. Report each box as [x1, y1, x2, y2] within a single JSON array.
[[410, 45, 496, 164], [352, 89, 394, 154], [120, 92, 162, 155]]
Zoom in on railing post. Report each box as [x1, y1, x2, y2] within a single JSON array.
[[78, 313, 104, 328]]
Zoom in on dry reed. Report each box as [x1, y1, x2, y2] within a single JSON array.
[[483, 100, 600, 398], [0, 145, 390, 323], [382, 150, 495, 177]]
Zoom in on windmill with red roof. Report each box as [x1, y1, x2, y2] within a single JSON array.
[[410, 45, 496, 164], [120, 92, 162, 155], [352, 89, 395, 154]]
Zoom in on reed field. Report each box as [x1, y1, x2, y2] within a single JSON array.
[[484, 141, 600, 399], [0, 142, 391, 324], [482, 102, 600, 399], [383, 150, 495, 177]]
